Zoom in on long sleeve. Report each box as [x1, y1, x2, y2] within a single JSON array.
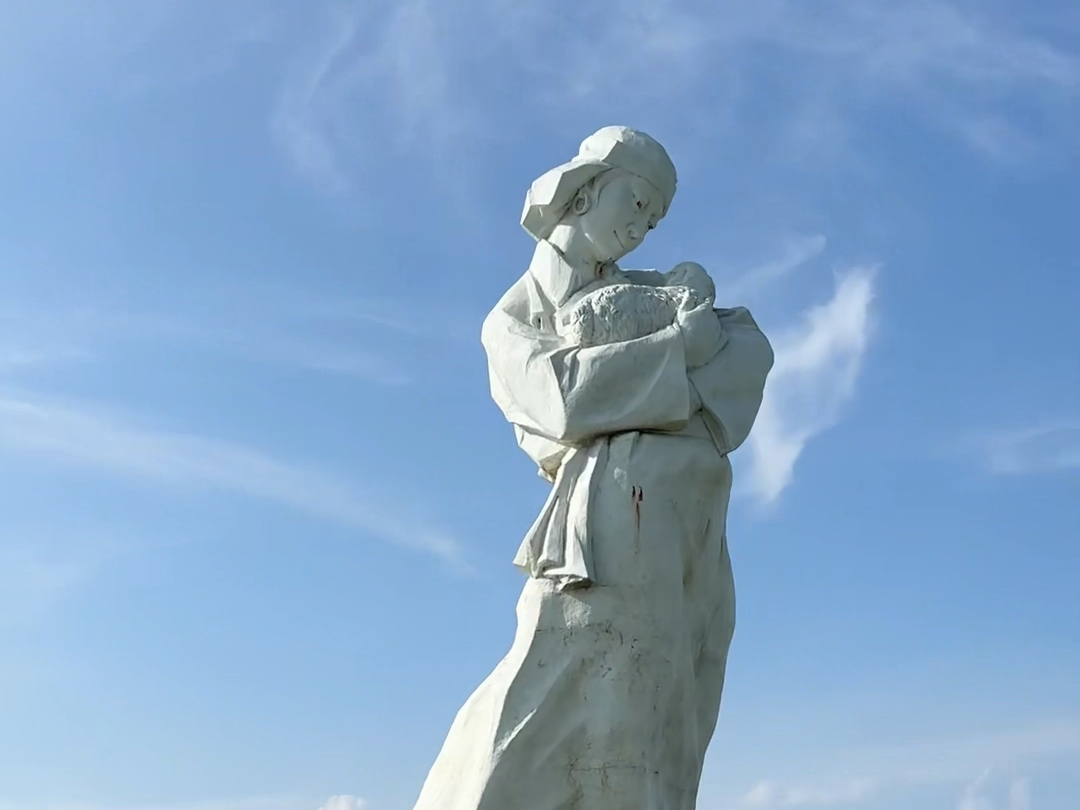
[[689, 307, 773, 454], [481, 305, 692, 447]]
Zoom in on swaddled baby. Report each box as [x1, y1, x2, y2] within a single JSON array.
[[557, 262, 715, 347]]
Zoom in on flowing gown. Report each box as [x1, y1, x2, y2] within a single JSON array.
[[411, 241, 773, 810]]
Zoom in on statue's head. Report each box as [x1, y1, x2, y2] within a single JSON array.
[[521, 127, 677, 265]]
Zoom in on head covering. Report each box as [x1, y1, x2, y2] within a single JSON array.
[[521, 126, 677, 241]]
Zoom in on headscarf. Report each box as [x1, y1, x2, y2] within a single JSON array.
[[520, 126, 677, 241]]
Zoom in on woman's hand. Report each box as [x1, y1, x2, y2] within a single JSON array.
[[676, 299, 722, 369]]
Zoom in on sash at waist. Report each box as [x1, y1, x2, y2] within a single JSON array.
[[513, 438, 609, 590], [512, 413, 720, 590]]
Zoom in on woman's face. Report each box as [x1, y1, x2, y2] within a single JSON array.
[[578, 172, 666, 264]]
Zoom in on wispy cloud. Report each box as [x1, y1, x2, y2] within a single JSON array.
[[0, 278, 484, 386], [271, 5, 364, 194], [1, 308, 98, 374], [9, 0, 1077, 190], [0, 795, 364, 810], [155, 286, 480, 383], [0, 395, 462, 563], [744, 266, 876, 503], [0, 796, 316, 810], [0, 545, 86, 625], [267, 0, 1078, 192], [504, 0, 1079, 161], [314, 798, 363, 810], [0, 2, 282, 108], [272, 0, 467, 195], [123, 286, 478, 382], [740, 776, 876, 807], [0, 523, 189, 625], [957, 770, 1031, 810], [270, 288, 481, 344], [731, 719, 1078, 809], [969, 419, 1080, 475], [4, 304, 410, 385], [250, 339, 409, 385], [717, 235, 828, 303], [153, 319, 413, 386], [0, 345, 93, 371]]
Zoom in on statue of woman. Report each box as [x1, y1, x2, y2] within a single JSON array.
[[411, 127, 774, 810]]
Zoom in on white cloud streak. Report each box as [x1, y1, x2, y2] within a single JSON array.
[[2, 309, 409, 385], [744, 267, 876, 503], [314, 798, 363, 810], [0, 345, 93, 371], [267, 0, 1080, 193], [957, 770, 1031, 810], [0, 795, 364, 810], [972, 419, 1080, 475], [0, 1, 283, 109], [0, 797, 316, 810], [0, 545, 85, 625], [740, 776, 876, 807], [717, 235, 828, 303], [271, 5, 363, 194], [0, 524, 189, 625], [272, 0, 467, 195], [732, 719, 1078, 809], [6, 1, 1076, 191], [0, 278, 485, 386], [0, 395, 461, 562], [507, 0, 1080, 155]]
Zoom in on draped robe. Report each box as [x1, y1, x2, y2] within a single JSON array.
[[411, 241, 773, 810]]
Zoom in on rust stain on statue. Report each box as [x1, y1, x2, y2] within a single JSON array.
[[632, 486, 644, 552]]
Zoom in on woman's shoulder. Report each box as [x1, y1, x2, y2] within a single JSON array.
[[482, 269, 554, 343]]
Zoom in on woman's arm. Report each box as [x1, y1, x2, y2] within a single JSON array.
[[482, 306, 693, 445], [688, 307, 774, 454]]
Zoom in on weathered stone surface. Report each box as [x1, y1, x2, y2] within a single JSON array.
[[411, 126, 773, 810]]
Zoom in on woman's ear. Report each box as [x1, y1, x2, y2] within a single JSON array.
[[571, 186, 592, 216]]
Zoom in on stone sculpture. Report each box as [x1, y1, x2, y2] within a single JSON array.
[[411, 126, 774, 810]]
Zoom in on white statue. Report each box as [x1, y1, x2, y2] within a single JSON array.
[[411, 127, 774, 810]]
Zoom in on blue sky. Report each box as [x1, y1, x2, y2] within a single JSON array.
[[0, 2, 1078, 810]]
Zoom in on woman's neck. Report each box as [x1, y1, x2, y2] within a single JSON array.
[[546, 223, 604, 277]]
